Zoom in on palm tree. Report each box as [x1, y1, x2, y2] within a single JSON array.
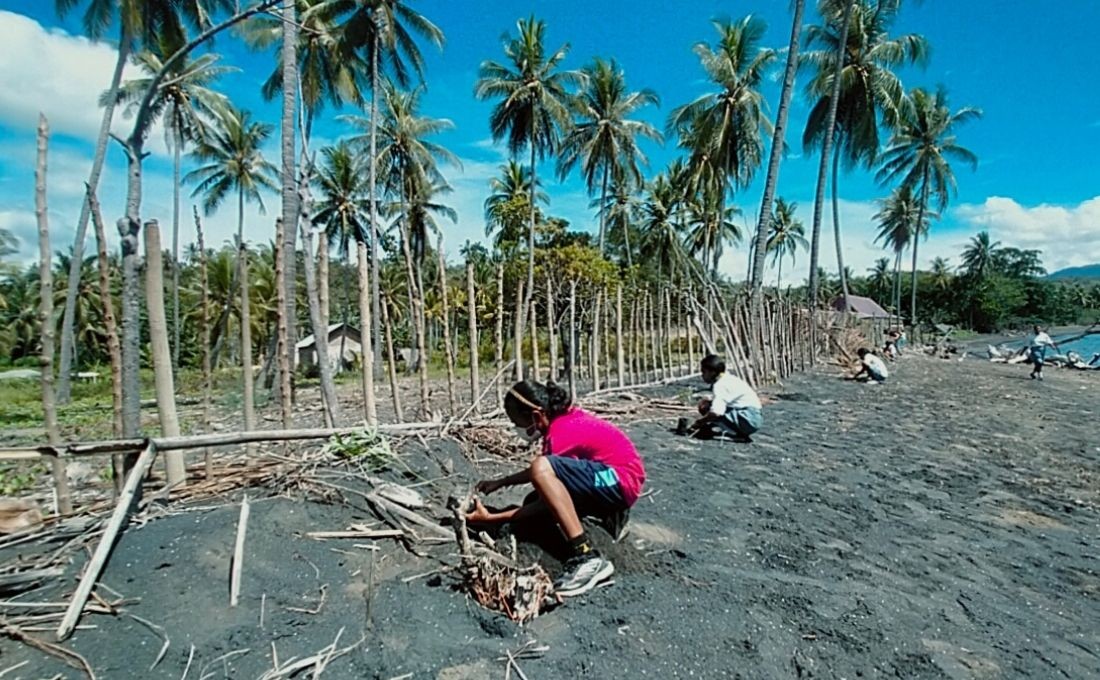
[[557, 58, 661, 254], [350, 81, 456, 410], [53, 0, 233, 404], [315, 0, 444, 376], [313, 140, 370, 339], [484, 160, 547, 255], [638, 174, 687, 280], [802, 0, 928, 305], [592, 171, 642, 268], [668, 15, 776, 276], [873, 184, 931, 318], [766, 197, 808, 288], [112, 34, 234, 370], [867, 257, 892, 301], [877, 85, 981, 324], [749, 0, 806, 301], [185, 105, 278, 436], [961, 231, 1001, 280], [684, 190, 743, 276], [475, 15, 584, 353], [929, 257, 953, 290]]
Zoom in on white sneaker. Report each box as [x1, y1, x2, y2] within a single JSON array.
[[554, 553, 614, 597]]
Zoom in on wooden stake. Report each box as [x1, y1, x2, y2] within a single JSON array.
[[35, 114, 72, 516], [381, 295, 402, 423], [494, 263, 505, 406], [57, 443, 156, 641], [436, 237, 457, 415], [230, 495, 250, 607], [465, 260, 480, 412], [513, 278, 524, 381], [567, 279, 577, 402], [546, 278, 557, 382], [196, 208, 213, 480], [530, 295, 540, 381], [615, 286, 625, 388]]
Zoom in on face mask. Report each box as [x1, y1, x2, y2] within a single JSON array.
[[514, 425, 541, 443]]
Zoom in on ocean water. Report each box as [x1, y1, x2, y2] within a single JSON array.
[[1060, 333, 1100, 358]]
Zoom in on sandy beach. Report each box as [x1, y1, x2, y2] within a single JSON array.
[[2, 352, 1097, 678]]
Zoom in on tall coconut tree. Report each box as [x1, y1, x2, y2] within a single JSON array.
[[312, 140, 370, 354], [53, 0, 233, 403], [668, 14, 776, 277], [111, 35, 234, 370], [802, 0, 929, 304], [484, 160, 547, 255], [876, 85, 981, 324], [556, 58, 661, 254], [749, 0, 806, 302], [185, 105, 278, 435], [684, 189, 743, 276], [873, 184, 932, 317], [766, 197, 808, 288], [638, 174, 688, 281], [867, 257, 892, 302], [475, 15, 584, 354], [313, 0, 444, 376], [348, 81, 457, 411], [961, 231, 1000, 280], [592, 171, 642, 269]]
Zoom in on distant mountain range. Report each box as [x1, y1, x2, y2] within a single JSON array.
[[1047, 264, 1100, 280]]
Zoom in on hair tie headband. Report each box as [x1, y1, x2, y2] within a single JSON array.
[[507, 387, 543, 411]]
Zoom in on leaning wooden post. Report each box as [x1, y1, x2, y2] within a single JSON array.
[[590, 288, 602, 391], [546, 278, 558, 381], [381, 295, 402, 423], [530, 296, 541, 381], [35, 114, 72, 515], [229, 495, 250, 607], [615, 285, 625, 387], [568, 279, 577, 401], [57, 443, 157, 640], [436, 237, 457, 415], [144, 221, 184, 486], [629, 291, 639, 385], [357, 238, 377, 425], [513, 278, 525, 381], [465, 259, 480, 412], [664, 288, 675, 376], [494, 263, 505, 404]]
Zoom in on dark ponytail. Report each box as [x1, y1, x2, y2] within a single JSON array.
[[504, 379, 573, 420]]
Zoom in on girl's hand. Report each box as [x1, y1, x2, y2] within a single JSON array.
[[465, 498, 492, 523], [475, 479, 502, 495]]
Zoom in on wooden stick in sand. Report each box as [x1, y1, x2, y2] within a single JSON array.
[[56, 443, 156, 641], [230, 495, 250, 607]]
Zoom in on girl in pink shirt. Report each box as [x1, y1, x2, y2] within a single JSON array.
[[466, 380, 645, 597]]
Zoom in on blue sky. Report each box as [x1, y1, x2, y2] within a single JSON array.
[[1, 0, 1098, 283]]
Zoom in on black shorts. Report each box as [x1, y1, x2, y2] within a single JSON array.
[[544, 455, 627, 517]]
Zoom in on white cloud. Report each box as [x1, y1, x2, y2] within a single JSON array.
[[0, 11, 166, 153], [716, 197, 967, 287], [954, 195, 1100, 272]]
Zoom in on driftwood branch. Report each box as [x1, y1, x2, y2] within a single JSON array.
[[229, 496, 250, 608]]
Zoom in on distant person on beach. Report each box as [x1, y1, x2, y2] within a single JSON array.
[[1027, 325, 1060, 380], [884, 331, 900, 361], [852, 348, 889, 384], [683, 354, 763, 442], [466, 380, 645, 597]]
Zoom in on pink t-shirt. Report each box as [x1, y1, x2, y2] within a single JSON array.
[[543, 408, 646, 506]]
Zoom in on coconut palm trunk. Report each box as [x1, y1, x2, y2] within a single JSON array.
[[57, 33, 130, 404], [36, 115, 73, 515], [749, 0, 805, 303], [807, 0, 855, 361], [197, 208, 215, 476], [278, 0, 299, 410], [318, 238, 330, 331], [831, 145, 851, 302], [299, 216, 340, 426], [598, 165, 610, 254], [437, 237, 457, 414], [171, 137, 182, 370], [357, 239, 377, 424], [368, 35, 383, 376], [381, 294, 402, 422], [89, 190, 124, 489], [236, 189, 256, 434], [910, 167, 931, 327], [397, 204, 430, 414], [143, 220, 184, 486]]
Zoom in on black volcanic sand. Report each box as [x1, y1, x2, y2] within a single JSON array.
[[2, 355, 1098, 678]]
